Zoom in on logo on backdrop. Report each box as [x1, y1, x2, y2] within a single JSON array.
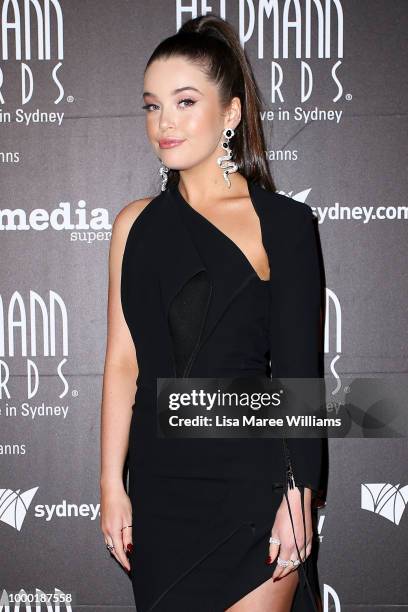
[[278, 188, 408, 224], [317, 514, 325, 543], [179, 0, 346, 119], [0, 0, 65, 122], [0, 486, 100, 531], [361, 483, 408, 526], [0, 486, 38, 531], [323, 584, 341, 611], [0, 201, 111, 237], [278, 187, 313, 206], [0, 290, 73, 409], [324, 288, 342, 391]]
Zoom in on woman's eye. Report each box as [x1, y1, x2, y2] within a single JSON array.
[[178, 98, 196, 108], [142, 103, 158, 112], [141, 99, 196, 112]]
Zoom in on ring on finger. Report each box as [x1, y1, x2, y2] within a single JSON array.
[[121, 524, 132, 532], [269, 536, 280, 545], [277, 556, 290, 567]]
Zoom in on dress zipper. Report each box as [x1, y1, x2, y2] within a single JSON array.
[[282, 437, 296, 490]]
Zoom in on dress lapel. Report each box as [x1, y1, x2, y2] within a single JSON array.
[[186, 179, 267, 351], [159, 181, 266, 375], [157, 188, 208, 327]]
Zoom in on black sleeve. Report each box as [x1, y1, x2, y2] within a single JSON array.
[[269, 204, 323, 496]]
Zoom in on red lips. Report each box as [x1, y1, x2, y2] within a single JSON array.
[[159, 138, 185, 149]]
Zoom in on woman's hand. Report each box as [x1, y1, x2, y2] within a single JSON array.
[[268, 486, 313, 580], [100, 481, 133, 572]]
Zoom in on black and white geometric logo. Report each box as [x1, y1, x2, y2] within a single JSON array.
[[0, 487, 39, 531], [361, 483, 408, 525]]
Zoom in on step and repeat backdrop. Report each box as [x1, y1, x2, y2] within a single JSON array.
[[1, 1, 407, 610]]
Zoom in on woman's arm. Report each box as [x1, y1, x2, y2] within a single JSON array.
[[268, 203, 323, 582], [99, 197, 151, 571]]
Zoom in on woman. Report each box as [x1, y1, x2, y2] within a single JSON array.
[[100, 14, 324, 612]]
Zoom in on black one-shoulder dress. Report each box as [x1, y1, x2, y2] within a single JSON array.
[[121, 179, 322, 611]]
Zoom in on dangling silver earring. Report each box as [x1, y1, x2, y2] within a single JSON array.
[[217, 128, 238, 188], [159, 161, 169, 191]]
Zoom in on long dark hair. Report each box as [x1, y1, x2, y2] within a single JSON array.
[[145, 15, 276, 192]]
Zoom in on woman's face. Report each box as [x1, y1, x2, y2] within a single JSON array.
[[142, 56, 238, 171]]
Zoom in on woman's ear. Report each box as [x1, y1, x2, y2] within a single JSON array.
[[225, 96, 241, 130]]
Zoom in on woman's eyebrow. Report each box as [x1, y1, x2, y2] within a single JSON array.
[[142, 86, 203, 98]]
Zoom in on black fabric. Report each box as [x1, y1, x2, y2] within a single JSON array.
[[121, 179, 323, 612], [168, 270, 212, 377]]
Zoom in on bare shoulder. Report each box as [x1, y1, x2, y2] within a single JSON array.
[[113, 196, 155, 239]]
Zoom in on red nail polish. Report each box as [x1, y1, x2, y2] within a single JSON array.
[[127, 543, 134, 553], [265, 555, 272, 564]]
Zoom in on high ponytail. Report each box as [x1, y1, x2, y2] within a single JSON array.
[[145, 15, 276, 192]]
